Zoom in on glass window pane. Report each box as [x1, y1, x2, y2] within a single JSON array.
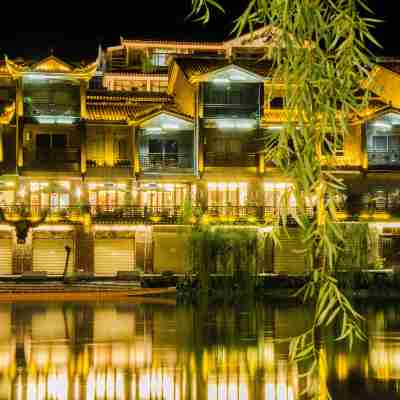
[[372, 136, 388, 152]]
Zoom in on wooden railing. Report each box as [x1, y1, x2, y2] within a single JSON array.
[[205, 152, 257, 167], [140, 153, 193, 171]]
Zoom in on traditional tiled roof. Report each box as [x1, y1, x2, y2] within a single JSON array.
[[173, 57, 273, 80], [377, 59, 400, 75], [86, 92, 188, 123]]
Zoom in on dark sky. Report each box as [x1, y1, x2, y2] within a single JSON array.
[[0, 1, 397, 61]]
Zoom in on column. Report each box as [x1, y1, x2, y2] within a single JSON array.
[[258, 152, 265, 175], [16, 78, 24, 169], [0, 125, 3, 163], [131, 124, 140, 175], [80, 122, 87, 174], [80, 80, 88, 119]]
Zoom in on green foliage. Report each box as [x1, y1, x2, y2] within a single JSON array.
[[335, 223, 369, 270], [189, 226, 259, 294]]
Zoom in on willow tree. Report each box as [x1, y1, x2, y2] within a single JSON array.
[[191, 0, 378, 396]]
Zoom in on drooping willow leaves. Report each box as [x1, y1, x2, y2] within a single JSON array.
[[190, 0, 378, 396]]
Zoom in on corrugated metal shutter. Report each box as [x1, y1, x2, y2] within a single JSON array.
[[33, 239, 74, 275], [94, 239, 135, 276], [153, 232, 189, 273], [0, 239, 13, 275], [274, 228, 307, 275]]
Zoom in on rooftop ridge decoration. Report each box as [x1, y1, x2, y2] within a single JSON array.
[[4, 55, 98, 81], [120, 38, 225, 49], [119, 26, 280, 49]]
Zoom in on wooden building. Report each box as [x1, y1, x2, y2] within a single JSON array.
[[0, 31, 399, 277]]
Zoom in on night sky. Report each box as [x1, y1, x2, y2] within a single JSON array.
[[0, 1, 397, 62]]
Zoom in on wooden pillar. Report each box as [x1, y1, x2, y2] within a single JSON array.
[[0, 125, 3, 163], [131, 124, 140, 175], [80, 122, 87, 174], [198, 130, 205, 174], [16, 78, 24, 169], [80, 81, 87, 119], [258, 153, 265, 175]]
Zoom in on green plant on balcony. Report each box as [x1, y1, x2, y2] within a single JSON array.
[[0, 208, 47, 243], [372, 257, 386, 270]]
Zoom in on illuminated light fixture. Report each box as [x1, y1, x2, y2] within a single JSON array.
[[163, 184, 174, 192], [216, 119, 256, 129], [230, 74, 247, 81], [217, 120, 235, 129], [145, 127, 162, 133], [268, 125, 284, 130], [75, 187, 81, 199], [18, 187, 26, 198], [36, 116, 78, 124], [372, 122, 391, 130], [5, 182, 14, 188], [212, 78, 230, 84], [30, 182, 39, 192], [93, 224, 141, 232], [34, 225, 74, 232], [59, 181, 70, 190], [88, 183, 97, 190], [236, 120, 256, 129], [162, 123, 180, 130]]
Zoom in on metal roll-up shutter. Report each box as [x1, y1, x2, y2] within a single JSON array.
[[0, 239, 13, 275], [274, 228, 307, 275], [153, 232, 189, 273], [33, 239, 74, 275], [94, 239, 135, 276]]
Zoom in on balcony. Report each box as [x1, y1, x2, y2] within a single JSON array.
[[0, 205, 82, 221], [86, 159, 133, 178], [205, 152, 257, 167], [203, 104, 260, 119], [368, 149, 400, 169], [140, 153, 194, 172], [23, 148, 81, 172], [0, 205, 317, 226]]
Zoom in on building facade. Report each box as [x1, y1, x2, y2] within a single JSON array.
[[0, 31, 398, 277]]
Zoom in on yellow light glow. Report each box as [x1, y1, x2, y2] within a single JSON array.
[[33, 225, 73, 232], [76, 187, 81, 199], [5, 181, 14, 187], [208, 381, 249, 400], [93, 224, 144, 232], [336, 353, 349, 381], [59, 181, 70, 190]]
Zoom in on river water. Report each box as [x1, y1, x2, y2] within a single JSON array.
[[0, 299, 398, 399]]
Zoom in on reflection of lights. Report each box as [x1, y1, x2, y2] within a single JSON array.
[[208, 381, 249, 400], [138, 372, 179, 400], [336, 353, 349, 381], [265, 383, 294, 400]]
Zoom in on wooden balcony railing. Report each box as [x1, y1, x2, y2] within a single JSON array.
[[4, 204, 391, 224], [205, 152, 257, 167], [203, 104, 259, 119], [140, 153, 194, 171], [368, 150, 400, 168]]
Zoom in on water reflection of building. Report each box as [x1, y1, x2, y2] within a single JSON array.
[[0, 302, 312, 400]]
